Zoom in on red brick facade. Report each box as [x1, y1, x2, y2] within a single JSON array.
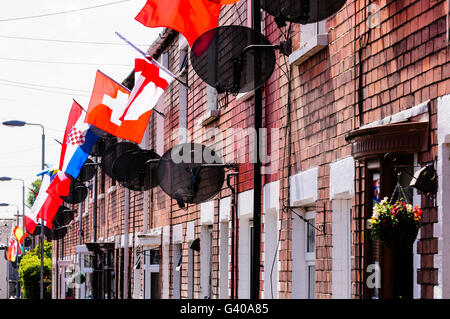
[[53, 0, 450, 299]]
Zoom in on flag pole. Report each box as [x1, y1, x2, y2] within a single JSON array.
[[115, 32, 191, 90]]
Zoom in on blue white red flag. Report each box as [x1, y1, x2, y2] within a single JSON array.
[[60, 100, 99, 179]]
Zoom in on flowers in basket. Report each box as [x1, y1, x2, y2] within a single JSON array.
[[369, 197, 422, 249]]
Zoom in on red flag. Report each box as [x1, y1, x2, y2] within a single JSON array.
[[135, 0, 223, 46], [39, 193, 63, 231], [47, 171, 71, 198]]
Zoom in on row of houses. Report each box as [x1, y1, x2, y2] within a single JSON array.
[[52, 0, 450, 299]]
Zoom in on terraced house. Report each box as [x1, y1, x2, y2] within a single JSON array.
[[52, 0, 450, 299]]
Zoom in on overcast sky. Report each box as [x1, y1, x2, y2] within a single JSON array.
[[0, 0, 161, 220]]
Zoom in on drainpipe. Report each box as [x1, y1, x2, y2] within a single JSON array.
[[251, 0, 263, 300], [92, 156, 99, 299], [227, 172, 239, 299], [123, 188, 130, 299]]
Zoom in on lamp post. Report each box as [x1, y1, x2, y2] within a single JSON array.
[[0, 177, 25, 298], [2, 120, 46, 299]]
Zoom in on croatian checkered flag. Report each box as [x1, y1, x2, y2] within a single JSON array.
[[59, 100, 99, 179]]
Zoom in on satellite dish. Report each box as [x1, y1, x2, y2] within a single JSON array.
[[261, 0, 347, 24], [101, 142, 141, 179], [190, 25, 276, 94], [24, 236, 32, 247], [90, 135, 117, 157], [50, 225, 68, 241], [157, 143, 225, 204], [62, 179, 88, 204], [89, 125, 110, 139], [33, 224, 54, 240], [112, 149, 161, 191], [78, 158, 96, 182], [53, 206, 75, 228]]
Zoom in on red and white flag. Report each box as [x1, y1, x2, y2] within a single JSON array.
[[85, 60, 173, 143], [26, 174, 64, 233]]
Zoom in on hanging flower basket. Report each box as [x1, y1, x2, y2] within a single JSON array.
[[369, 197, 422, 251]]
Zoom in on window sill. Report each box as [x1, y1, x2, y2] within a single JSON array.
[[236, 90, 254, 102], [199, 109, 220, 127], [289, 34, 328, 66]]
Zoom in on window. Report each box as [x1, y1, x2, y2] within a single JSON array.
[[201, 225, 213, 298], [308, 265, 316, 299], [172, 244, 182, 299], [306, 217, 315, 254], [305, 212, 316, 299], [208, 226, 213, 298], [144, 248, 161, 299], [219, 221, 229, 298], [155, 52, 168, 156], [292, 209, 316, 299], [178, 47, 188, 143], [187, 245, 194, 298]]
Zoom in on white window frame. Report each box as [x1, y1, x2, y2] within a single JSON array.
[[143, 248, 161, 299]]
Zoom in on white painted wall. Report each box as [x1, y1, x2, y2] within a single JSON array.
[[330, 157, 354, 299], [238, 189, 253, 299], [200, 200, 214, 298], [290, 168, 318, 299], [331, 199, 352, 299], [162, 225, 170, 299], [219, 196, 230, 299], [263, 181, 280, 299]]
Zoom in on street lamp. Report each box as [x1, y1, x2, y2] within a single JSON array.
[[2, 120, 46, 299]]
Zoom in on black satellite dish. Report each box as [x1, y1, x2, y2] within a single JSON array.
[[51, 226, 68, 240], [53, 206, 75, 228], [261, 0, 347, 25], [101, 142, 141, 179], [190, 25, 277, 94], [33, 224, 54, 240], [90, 135, 117, 157], [78, 158, 96, 182], [157, 143, 225, 204], [62, 179, 88, 204], [112, 149, 160, 191], [24, 236, 32, 247], [90, 125, 110, 139]]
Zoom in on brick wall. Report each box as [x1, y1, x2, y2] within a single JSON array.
[[55, 0, 450, 299]]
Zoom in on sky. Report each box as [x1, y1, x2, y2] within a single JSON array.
[[0, 0, 161, 220]]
